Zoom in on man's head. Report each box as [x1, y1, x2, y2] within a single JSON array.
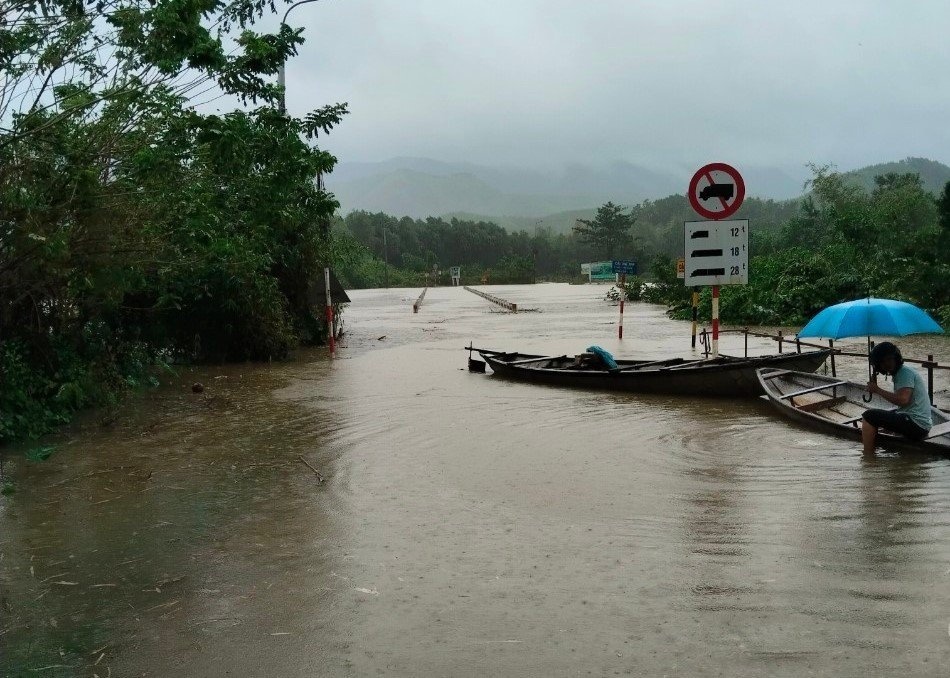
[[869, 341, 903, 375]]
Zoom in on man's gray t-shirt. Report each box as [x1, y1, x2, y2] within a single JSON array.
[[893, 365, 932, 431]]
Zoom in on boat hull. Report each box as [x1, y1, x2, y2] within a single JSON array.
[[480, 349, 831, 398]]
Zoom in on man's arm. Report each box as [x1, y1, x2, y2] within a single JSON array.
[[868, 382, 913, 406]]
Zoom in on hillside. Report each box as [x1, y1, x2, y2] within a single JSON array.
[[842, 157, 950, 194], [328, 157, 950, 227], [329, 168, 600, 219]]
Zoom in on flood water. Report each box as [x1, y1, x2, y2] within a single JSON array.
[[2, 284, 950, 677]]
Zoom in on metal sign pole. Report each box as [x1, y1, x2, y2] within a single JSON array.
[[325, 267, 335, 359], [691, 289, 699, 348], [711, 285, 720, 357]]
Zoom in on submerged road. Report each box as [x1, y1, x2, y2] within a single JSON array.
[[2, 284, 949, 676]]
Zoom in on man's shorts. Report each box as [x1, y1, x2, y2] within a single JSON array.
[[862, 408, 929, 440]]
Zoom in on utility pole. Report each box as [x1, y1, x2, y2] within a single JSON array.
[[278, 0, 327, 225], [383, 228, 389, 288], [278, 0, 324, 115]]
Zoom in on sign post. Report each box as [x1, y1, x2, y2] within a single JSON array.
[[325, 267, 334, 359], [691, 289, 699, 349], [686, 163, 746, 357], [612, 260, 637, 340]]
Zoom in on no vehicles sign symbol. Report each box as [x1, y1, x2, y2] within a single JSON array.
[[688, 162, 745, 220]]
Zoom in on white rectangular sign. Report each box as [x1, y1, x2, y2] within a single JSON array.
[[684, 220, 748, 286]]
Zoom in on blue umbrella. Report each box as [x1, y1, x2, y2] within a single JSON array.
[[798, 297, 944, 340], [798, 298, 943, 399]]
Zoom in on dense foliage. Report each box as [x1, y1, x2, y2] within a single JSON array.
[[572, 202, 636, 259], [335, 194, 804, 288], [1, 0, 346, 443], [639, 168, 950, 327], [334, 211, 600, 287]]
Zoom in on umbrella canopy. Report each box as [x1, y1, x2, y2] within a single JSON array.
[[798, 298, 944, 340]]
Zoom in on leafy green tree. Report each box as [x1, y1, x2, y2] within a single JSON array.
[[572, 202, 635, 259], [1, 0, 349, 442], [938, 181, 950, 235]]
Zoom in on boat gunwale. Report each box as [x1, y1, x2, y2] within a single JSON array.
[[482, 349, 832, 376]]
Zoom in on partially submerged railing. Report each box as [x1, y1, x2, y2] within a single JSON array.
[[464, 286, 517, 312], [412, 288, 427, 313], [698, 327, 949, 406]]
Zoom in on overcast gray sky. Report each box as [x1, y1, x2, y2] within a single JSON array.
[[279, 0, 950, 172]]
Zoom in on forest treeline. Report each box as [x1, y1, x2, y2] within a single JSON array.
[[336, 168, 950, 329], [334, 193, 798, 287], [1, 0, 345, 442], [636, 169, 950, 328]]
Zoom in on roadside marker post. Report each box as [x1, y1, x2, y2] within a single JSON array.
[[619, 272, 625, 339], [612, 260, 637, 340]]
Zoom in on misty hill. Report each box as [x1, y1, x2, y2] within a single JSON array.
[[842, 157, 950, 194], [329, 168, 599, 218], [328, 158, 714, 220], [328, 156, 950, 227]]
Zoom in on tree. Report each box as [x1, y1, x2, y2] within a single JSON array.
[[938, 181, 950, 234], [572, 202, 635, 259], [1, 0, 349, 442]]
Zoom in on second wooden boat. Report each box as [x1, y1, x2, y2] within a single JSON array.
[[473, 348, 832, 397], [756, 368, 950, 455]]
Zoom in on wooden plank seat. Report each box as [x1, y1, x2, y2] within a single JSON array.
[[614, 359, 680, 372], [778, 381, 848, 400], [505, 355, 564, 366], [662, 359, 710, 371], [926, 421, 950, 439], [796, 395, 848, 412]]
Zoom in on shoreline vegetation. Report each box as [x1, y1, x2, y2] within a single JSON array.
[[1, 1, 347, 445]]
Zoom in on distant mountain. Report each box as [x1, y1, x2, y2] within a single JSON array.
[[329, 168, 600, 218], [842, 157, 950, 194], [327, 157, 684, 219], [327, 156, 950, 226]]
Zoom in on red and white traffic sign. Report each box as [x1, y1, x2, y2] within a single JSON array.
[[688, 162, 745, 220]]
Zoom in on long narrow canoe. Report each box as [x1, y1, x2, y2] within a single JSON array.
[[756, 368, 950, 455], [474, 348, 831, 397]]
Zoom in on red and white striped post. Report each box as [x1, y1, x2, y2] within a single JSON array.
[[618, 272, 626, 339], [325, 267, 335, 359], [711, 285, 720, 357]]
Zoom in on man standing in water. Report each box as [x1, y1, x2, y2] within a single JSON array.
[[862, 342, 932, 454]]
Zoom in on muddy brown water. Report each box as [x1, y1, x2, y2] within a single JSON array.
[[2, 284, 950, 677]]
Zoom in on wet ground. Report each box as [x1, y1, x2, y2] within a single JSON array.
[[2, 284, 950, 677]]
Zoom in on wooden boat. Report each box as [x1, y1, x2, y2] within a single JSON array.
[[472, 348, 832, 397], [757, 368, 950, 454]]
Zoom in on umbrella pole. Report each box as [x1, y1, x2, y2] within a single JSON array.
[[863, 335, 874, 403]]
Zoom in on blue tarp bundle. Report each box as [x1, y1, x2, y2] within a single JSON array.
[[586, 345, 619, 370]]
